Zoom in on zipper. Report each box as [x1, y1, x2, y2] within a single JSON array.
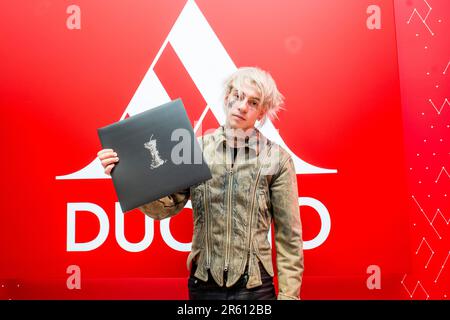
[[246, 170, 262, 261], [204, 183, 211, 269], [223, 166, 233, 272], [245, 145, 269, 264]]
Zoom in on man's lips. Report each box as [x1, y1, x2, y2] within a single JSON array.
[[232, 114, 246, 121]]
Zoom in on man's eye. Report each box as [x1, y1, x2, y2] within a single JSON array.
[[250, 100, 258, 107]]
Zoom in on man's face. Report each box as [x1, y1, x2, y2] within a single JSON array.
[[224, 84, 265, 131]]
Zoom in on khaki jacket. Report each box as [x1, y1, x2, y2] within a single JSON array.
[[139, 126, 304, 300]]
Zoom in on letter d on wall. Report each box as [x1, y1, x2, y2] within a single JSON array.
[[67, 202, 109, 251]]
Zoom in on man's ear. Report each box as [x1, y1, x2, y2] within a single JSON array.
[[257, 109, 265, 121], [224, 95, 229, 108]]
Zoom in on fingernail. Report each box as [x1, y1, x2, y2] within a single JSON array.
[[113, 153, 117, 156]]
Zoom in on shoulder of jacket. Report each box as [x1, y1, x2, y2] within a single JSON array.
[[197, 132, 215, 149], [265, 138, 292, 165]]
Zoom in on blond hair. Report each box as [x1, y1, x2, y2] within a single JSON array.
[[223, 67, 285, 121]]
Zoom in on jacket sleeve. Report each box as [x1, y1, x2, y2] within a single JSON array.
[[270, 156, 304, 300], [138, 188, 190, 220]]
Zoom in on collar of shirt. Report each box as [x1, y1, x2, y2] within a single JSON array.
[[214, 125, 265, 155]]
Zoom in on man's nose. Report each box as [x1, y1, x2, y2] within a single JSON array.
[[237, 99, 249, 113]]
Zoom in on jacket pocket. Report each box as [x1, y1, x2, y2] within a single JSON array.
[[257, 190, 271, 230], [190, 184, 205, 225], [253, 238, 275, 277], [187, 226, 205, 271]]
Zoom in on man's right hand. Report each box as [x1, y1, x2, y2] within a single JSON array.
[[97, 148, 119, 176]]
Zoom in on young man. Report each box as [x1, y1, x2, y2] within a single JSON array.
[[98, 67, 304, 300]]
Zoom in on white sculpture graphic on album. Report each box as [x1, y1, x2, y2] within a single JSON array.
[[144, 135, 166, 169]]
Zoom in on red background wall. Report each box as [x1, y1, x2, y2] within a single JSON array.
[[0, 0, 448, 299]]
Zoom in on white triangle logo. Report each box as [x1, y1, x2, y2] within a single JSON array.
[[56, 0, 337, 180]]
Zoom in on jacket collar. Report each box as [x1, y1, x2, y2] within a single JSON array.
[[213, 125, 267, 154]]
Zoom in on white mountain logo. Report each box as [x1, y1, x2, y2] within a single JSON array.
[[56, 0, 337, 180]]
